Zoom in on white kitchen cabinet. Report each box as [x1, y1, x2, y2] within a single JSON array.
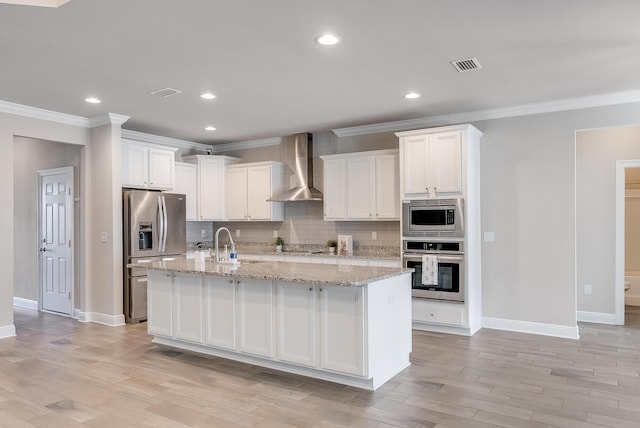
[[171, 162, 197, 221], [346, 156, 375, 219], [237, 278, 274, 358], [412, 299, 465, 327], [122, 140, 176, 190], [375, 154, 400, 219], [399, 131, 462, 199], [173, 272, 203, 343], [204, 276, 236, 350], [225, 162, 284, 221], [183, 155, 240, 221], [322, 157, 347, 220], [318, 285, 365, 376], [147, 270, 173, 337], [276, 282, 317, 367], [321, 149, 399, 221]]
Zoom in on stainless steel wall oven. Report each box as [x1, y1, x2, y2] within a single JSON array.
[[402, 240, 464, 302]]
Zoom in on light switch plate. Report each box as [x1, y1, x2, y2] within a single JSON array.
[[236, 229, 241, 237], [483, 232, 495, 242], [100, 232, 108, 243], [273, 230, 278, 238], [372, 231, 377, 240]]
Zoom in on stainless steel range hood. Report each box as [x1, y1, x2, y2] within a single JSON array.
[[268, 133, 323, 202]]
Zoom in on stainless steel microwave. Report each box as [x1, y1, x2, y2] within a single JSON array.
[[402, 198, 464, 238]]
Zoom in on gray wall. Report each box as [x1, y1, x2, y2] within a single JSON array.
[[13, 137, 82, 301]]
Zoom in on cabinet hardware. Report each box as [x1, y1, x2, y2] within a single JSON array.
[[309, 287, 313, 292]]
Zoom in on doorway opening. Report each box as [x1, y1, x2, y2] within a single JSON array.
[[615, 161, 640, 325], [13, 136, 82, 318], [619, 166, 640, 325]]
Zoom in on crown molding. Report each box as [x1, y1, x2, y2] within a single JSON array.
[[88, 113, 129, 128], [332, 89, 640, 137], [121, 129, 213, 151], [211, 137, 282, 153], [0, 99, 90, 127]]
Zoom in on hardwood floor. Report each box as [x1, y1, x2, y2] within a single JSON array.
[[2, 308, 640, 427]]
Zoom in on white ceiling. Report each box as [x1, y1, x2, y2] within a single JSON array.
[[2, 0, 640, 144]]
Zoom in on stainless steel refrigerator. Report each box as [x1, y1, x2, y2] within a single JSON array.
[[123, 190, 186, 323]]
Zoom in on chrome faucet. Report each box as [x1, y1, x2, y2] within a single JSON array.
[[214, 227, 235, 262]]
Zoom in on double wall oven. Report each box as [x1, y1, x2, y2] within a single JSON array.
[[402, 198, 465, 302]]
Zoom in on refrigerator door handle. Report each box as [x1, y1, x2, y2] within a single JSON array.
[[161, 195, 168, 253], [157, 195, 165, 253]]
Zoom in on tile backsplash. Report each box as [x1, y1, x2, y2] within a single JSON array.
[[187, 202, 400, 251]]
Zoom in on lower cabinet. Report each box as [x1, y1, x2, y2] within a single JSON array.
[[276, 282, 317, 367], [204, 276, 236, 350], [237, 278, 274, 358], [276, 282, 365, 376], [318, 285, 365, 376], [148, 270, 173, 337]]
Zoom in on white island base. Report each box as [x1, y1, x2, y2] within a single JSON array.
[[147, 268, 412, 391]]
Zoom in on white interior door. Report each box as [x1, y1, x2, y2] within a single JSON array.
[[39, 167, 73, 316]]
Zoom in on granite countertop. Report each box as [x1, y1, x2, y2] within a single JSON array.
[[141, 259, 412, 287]]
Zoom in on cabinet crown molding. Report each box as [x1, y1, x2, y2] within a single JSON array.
[[320, 149, 398, 161], [395, 124, 482, 138]]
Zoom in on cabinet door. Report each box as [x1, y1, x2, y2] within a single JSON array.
[[173, 273, 203, 343], [276, 282, 317, 367], [122, 143, 149, 188], [323, 158, 346, 220], [237, 278, 274, 358], [204, 276, 236, 350], [402, 135, 430, 196], [173, 163, 197, 221], [429, 132, 462, 195], [247, 165, 272, 220], [148, 148, 175, 190], [199, 158, 225, 220], [375, 154, 399, 219], [318, 285, 365, 376], [346, 157, 375, 219], [226, 167, 248, 220], [147, 270, 173, 337]]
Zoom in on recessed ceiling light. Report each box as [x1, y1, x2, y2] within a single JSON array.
[[204, 126, 216, 131], [404, 92, 421, 99], [315, 34, 340, 46], [85, 97, 101, 104], [201, 93, 216, 100]]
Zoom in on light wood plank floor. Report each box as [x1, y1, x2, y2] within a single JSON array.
[[2, 308, 640, 427]]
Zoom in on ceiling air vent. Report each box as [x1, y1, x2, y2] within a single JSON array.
[[149, 87, 182, 97], [451, 57, 482, 73]]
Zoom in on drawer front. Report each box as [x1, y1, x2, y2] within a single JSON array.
[[412, 299, 464, 326]]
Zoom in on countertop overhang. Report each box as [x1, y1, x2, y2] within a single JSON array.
[[138, 259, 413, 286]]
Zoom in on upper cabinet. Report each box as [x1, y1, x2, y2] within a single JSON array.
[[225, 161, 284, 221], [397, 125, 483, 200], [321, 149, 399, 221], [122, 140, 177, 190], [399, 131, 462, 199], [183, 155, 240, 221], [171, 162, 197, 221]]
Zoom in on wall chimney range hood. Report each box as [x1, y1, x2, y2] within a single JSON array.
[[268, 133, 323, 202]]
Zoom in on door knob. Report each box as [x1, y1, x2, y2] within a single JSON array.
[[39, 248, 47, 252]]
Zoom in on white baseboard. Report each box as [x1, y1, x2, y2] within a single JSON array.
[[482, 316, 580, 340], [74, 309, 125, 326], [577, 311, 617, 325], [0, 324, 16, 339], [13, 297, 38, 310]]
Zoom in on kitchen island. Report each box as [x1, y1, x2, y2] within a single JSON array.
[[144, 259, 413, 390]]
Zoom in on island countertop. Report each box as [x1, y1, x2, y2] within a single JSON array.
[[139, 258, 413, 286]]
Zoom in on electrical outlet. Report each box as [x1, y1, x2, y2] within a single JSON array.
[[100, 232, 108, 243], [372, 231, 377, 240], [273, 230, 278, 238], [584, 284, 592, 295], [236, 229, 241, 237], [201, 229, 207, 238], [484, 232, 495, 242]]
